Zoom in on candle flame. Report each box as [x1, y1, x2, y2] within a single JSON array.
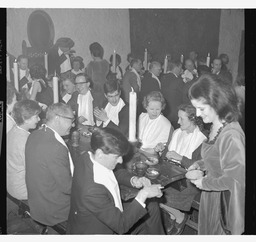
[[131, 87, 134, 93]]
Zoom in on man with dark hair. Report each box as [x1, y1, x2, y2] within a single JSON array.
[[121, 58, 142, 104], [67, 127, 164, 234], [161, 60, 185, 129], [94, 80, 129, 137], [25, 103, 74, 226]]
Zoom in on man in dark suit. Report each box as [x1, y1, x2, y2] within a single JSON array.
[[94, 79, 129, 137], [211, 58, 233, 85], [120, 58, 142, 104], [161, 60, 185, 129], [138, 61, 162, 114], [25, 103, 74, 226], [48, 37, 75, 76], [67, 127, 164, 234]]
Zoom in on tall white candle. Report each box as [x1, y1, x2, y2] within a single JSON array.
[[44, 52, 48, 77], [53, 75, 59, 103], [113, 50, 116, 73], [164, 55, 168, 74], [6, 54, 10, 82], [180, 54, 184, 64], [206, 53, 210, 67], [13, 60, 19, 92], [143, 49, 148, 71], [129, 88, 137, 142]]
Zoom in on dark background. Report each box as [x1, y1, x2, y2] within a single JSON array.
[[129, 9, 221, 63]]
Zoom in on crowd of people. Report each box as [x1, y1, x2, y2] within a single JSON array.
[[6, 37, 245, 235]]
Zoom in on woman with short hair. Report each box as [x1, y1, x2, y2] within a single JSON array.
[[7, 100, 41, 200]]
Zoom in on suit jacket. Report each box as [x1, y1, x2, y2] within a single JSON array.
[[25, 126, 72, 226], [182, 77, 199, 105], [217, 70, 233, 85], [48, 47, 69, 76], [161, 72, 185, 129], [66, 152, 147, 234], [138, 72, 161, 114], [121, 70, 140, 104], [99, 101, 129, 137]]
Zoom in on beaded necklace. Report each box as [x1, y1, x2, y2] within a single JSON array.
[[206, 122, 227, 144]]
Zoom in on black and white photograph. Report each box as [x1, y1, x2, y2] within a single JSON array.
[[1, 1, 255, 239]]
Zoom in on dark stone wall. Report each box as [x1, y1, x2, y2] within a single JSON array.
[[129, 9, 221, 63]]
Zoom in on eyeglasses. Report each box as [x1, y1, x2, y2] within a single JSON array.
[[55, 113, 75, 123], [75, 82, 88, 85]]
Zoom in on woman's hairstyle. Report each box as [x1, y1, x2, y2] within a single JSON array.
[[91, 127, 130, 156], [130, 58, 142, 68], [12, 100, 41, 125], [188, 74, 239, 123], [71, 56, 85, 70], [103, 79, 120, 95], [7, 82, 17, 105], [142, 91, 166, 110], [30, 63, 46, 80], [89, 42, 104, 58], [109, 54, 121, 66], [177, 104, 204, 130]]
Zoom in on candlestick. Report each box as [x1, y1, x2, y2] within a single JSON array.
[[129, 88, 137, 142], [143, 49, 148, 71], [206, 53, 210, 67], [180, 54, 184, 64], [53, 75, 59, 103], [6, 54, 10, 82], [113, 50, 116, 73], [44, 52, 48, 77], [13, 60, 19, 92], [164, 55, 168, 74]]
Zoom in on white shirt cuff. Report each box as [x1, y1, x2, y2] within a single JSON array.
[[135, 197, 146, 208]]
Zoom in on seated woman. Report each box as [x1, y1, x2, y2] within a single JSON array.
[[7, 99, 41, 200], [71, 56, 85, 75], [155, 104, 207, 235], [138, 91, 173, 154]]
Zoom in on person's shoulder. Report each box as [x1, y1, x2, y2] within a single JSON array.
[[160, 114, 171, 125]]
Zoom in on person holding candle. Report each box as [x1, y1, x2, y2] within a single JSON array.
[[6, 82, 18, 133], [71, 56, 85, 75], [187, 74, 245, 234], [48, 37, 75, 76], [67, 73, 95, 126], [121, 58, 143, 104], [86, 42, 109, 109], [138, 91, 173, 154]]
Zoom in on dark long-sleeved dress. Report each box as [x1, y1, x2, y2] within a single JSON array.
[[195, 122, 245, 235]]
